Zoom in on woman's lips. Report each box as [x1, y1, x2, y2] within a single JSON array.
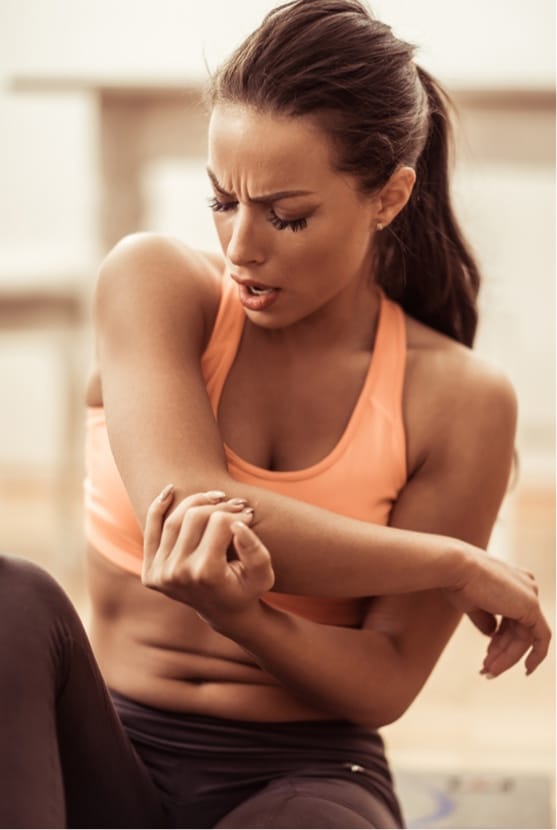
[[237, 281, 281, 311]]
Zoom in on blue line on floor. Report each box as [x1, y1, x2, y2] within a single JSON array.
[[408, 785, 456, 829]]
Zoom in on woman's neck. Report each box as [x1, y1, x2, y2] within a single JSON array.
[[248, 280, 381, 357]]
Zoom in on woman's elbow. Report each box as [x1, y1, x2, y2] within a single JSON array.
[[344, 685, 418, 728]]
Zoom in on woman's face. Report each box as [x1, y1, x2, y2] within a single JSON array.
[[207, 104, 380, 330]]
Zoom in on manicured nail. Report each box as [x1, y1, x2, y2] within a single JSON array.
[[484, 672, 495, 680], [205, 490, 227, 502], [158, 484, 174, 503], [242, 507, 255, 519], [228, 498, 249, 507]]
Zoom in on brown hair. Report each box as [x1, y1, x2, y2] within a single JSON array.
[[208, 0, 481, 346]]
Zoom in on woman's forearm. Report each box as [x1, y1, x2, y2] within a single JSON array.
[[170, 475, 466, 598], [160, 481, 550, 678], [213, 599, 423, 727]]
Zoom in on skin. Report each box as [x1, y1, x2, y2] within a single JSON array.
[[85, 104, 550, 726]]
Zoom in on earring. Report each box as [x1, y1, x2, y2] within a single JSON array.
[[376, 222, 384, 231]]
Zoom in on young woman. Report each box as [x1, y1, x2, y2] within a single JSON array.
[[1, 1, 550, 827]]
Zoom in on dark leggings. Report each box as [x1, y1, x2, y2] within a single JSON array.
[[0, 555, 403, 829]]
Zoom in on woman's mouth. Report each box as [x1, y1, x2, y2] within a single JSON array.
[[247, 284, 275, 296], [235, 280, 281, 311]]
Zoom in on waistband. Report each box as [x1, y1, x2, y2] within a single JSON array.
[[110, 688, 383, 757], [110, 689, 404, 826]]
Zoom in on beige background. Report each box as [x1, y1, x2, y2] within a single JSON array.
[[0, 2, 554, 826]]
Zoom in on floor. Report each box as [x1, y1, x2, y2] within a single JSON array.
[[0, 473, 554, 828]]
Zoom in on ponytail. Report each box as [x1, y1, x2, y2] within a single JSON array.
[[376, 67, 480, 347], [210, 1, 482, 346]]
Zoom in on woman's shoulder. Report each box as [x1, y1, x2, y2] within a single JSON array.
[[405, 312, 515, 400], [403, 312, 517, 473], [95, 231, 225, 341], [87, 234, 226, 406]]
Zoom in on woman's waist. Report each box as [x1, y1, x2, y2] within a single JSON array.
[[92, 610, 335, 723], [110, 686, 385, 759], [87, 544, 364, 723], [88, 544, 334, 719]]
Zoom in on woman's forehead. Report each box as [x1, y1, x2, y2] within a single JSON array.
[[207, 104, 337, 192]]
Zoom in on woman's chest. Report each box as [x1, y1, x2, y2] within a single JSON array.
[[217, 346, 373, 472]]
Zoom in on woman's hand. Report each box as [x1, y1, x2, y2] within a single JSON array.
[[141, 485, 275, 630], [444, 546, 551, 677]]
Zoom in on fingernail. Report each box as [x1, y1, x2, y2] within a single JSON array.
[[205, 490, 227, 502], [484, 672, 496, 680], [228, 498, 249, 507], [158, 484, 174, 503], [242, 507, 255, 519]]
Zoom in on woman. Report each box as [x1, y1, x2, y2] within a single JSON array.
[[0, 1, 550, 827]]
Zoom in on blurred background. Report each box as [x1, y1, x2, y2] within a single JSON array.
[[0, 1, 554, 827]]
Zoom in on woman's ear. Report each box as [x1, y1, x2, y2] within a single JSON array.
[[375, 166, 416, 229]]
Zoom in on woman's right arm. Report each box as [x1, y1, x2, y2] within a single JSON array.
[[94, 233, 549, 667]]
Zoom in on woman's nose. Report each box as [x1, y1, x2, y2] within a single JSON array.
[[226, 208, 266, 267]]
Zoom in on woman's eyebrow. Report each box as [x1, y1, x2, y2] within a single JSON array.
[[206, 168, 315, 203]]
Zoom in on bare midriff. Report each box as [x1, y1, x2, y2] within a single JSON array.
[[86, 544, 332, 721]]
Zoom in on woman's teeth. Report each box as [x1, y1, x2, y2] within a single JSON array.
[[249, 285, 274, 295]]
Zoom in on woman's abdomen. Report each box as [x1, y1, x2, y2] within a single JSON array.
[[86, 545, 331, 721]]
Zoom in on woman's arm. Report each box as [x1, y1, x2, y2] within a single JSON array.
[[142, 489, 452, 725], [95, 233, 549, 670], [139, 411, 524, 726], [94, 233, 459, 596], [141, 338, 547, 692], [161, 371, 539, 720]]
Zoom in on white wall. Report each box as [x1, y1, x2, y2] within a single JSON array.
[[0, 0, 554, 480], [2, 0, 554, 87], [0, 0, 553, 269]]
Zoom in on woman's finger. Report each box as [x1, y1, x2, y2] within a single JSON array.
[[480, 620, 519, 676], [143, 488, 226, 563], [143, 484, 176, 564], [486, 641, 530, 678], [199, 507, 254, 561], [232, 521, 275, 591], [481, 614, 551, 677], [193, 509, 255, 571], [168, 501, 253, 567], [155, 490, 227, 558], [524, 617, 552, 675]]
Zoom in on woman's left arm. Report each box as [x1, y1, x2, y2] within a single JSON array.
[[214, 364, 521, 725], [144, 361, 530, 725]]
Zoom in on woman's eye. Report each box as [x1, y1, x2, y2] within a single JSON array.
[[208, 196, 237, 213], [208, 197, 307, 233], [268, 211, 308, 233]]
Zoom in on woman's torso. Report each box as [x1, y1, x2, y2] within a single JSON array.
[[84, 242, 448, 720]]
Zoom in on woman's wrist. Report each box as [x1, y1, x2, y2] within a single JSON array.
[[207, 598, 267, 640], [437, 537, 475, 591]]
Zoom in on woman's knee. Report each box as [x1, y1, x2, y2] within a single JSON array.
[[0, 554, 79, 643], [216, 777, 401, 829]]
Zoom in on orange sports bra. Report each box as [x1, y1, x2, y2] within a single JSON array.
[[84, 276, 407, 626]]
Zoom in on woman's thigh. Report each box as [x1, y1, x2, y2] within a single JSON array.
[[0, 554, 165, 829], [215, 775, 402, 829]]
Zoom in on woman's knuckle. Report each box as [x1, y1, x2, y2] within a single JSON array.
[[164, 512, 183, 532], [183, 492, 207, 507], [142, 569, 162, 591], [185, 504, 206, 521], [208, 510, 230, 528], [141, 572, 154, 588], [187, 560, 210, 585]]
